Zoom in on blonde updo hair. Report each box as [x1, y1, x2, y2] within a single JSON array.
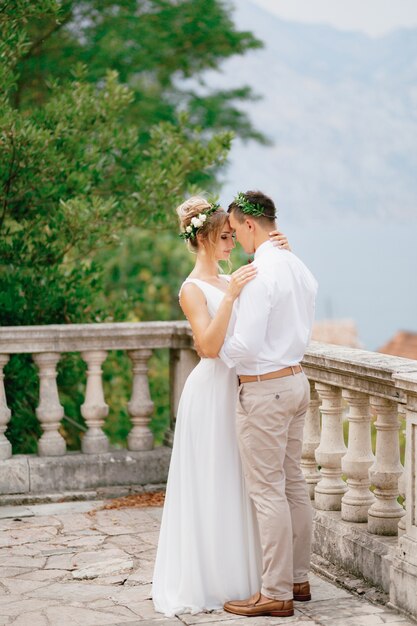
[[176, 196, 228, 255]]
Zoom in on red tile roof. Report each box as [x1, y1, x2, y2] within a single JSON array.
[[312, 319, 362, 348], [378, 331, 417, 360]]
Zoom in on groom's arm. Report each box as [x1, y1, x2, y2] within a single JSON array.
[[219, 276, 271, 368]]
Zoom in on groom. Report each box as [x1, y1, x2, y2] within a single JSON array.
[[219, 190, 318, 618]]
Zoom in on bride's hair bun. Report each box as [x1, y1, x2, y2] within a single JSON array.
[[176, 196, 211, 231], [175, 196, 228, 254]]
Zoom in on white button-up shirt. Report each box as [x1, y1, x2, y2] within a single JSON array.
[[220, 240, 318, 375]]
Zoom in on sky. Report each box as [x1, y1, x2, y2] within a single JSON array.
[[216, 1, 417, 349], [250, 0, 417, 37]]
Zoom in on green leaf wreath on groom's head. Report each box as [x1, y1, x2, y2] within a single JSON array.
[[233, 192, 266, 217]]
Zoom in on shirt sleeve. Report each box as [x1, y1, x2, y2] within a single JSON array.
[[219, 274, 272, 368]]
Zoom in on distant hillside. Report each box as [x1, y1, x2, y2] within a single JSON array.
[[200, 0, 417, 221]]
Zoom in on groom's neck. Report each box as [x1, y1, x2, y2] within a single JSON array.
[[253, 229, 270, 252]]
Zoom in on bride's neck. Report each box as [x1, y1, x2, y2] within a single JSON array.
[[191, 254, 219, 279]]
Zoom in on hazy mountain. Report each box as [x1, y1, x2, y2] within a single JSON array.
[[191, 1, 417, 350], [199, 0, 417, 222]]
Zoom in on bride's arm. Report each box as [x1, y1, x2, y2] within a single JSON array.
[[180, 266, 257, 359]]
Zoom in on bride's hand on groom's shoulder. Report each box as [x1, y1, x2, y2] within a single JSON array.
[[227, 265, 258, 300], [269, 229, 291, 251]]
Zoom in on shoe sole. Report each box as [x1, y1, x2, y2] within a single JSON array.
[[224, 608, 294, 617], [270, 610, 295, 617], [293, 594, 311, 602]]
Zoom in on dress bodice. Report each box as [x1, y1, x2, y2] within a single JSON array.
[[180, 277, 236, 337]]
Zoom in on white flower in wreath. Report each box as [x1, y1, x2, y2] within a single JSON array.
[[191, 216, 203, 227], [186, 226, 193, 233], [200, 213, 207, 222]]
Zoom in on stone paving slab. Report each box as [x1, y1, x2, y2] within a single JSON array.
[[0, 500, 415, 626]]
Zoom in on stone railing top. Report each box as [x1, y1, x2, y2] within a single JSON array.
[[0, 321, 193, 353], [303, 341, 417, 402], [392, 370, 417, 395], [1, 322, 416, 402]]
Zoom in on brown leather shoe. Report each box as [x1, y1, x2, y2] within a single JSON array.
[[224, 592, 294, 617], [293, 581, 311, 601]]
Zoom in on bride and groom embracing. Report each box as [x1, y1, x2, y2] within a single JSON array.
[[152, 190, 318, 618]]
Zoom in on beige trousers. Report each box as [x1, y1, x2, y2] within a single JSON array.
[[236, 372, 312, 600]]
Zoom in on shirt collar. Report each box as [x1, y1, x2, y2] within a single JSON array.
[[254, 239, 273, 259]]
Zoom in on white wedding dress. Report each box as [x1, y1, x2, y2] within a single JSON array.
[[152, 278, 261, 616]]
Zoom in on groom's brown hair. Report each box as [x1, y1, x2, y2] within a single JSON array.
[[228, 190, 276, 226]]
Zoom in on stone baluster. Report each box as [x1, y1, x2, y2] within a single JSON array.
[[368, 397, 405, 535], [400, 389, 417, 539], [33, 352, 66, 456], [397, 406, 407, 536], [390, 373, 417, 617], [314, 383, 347, 510], [301, 380, 321, 499], [166, 347, 199, 446], [341, 390, 375, 522], [397, 473, 406, 536], [0, 355, 12, 460], [127, 349, 154, 451], [80, 350, 109, 454]]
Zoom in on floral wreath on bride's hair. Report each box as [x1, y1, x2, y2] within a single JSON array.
[[179, 202, 221, 240], [233, 192, 265, 217]]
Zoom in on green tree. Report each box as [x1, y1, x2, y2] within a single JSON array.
[[13, 0, 264, 144], [0, 1, 233, 452]]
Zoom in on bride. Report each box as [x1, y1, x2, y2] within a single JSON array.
[[152, 196, 290, 616]]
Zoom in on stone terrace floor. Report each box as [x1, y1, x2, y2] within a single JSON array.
[[0, 498, 415, 626]]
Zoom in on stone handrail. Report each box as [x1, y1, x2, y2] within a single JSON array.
[[0, 321, 192, 353], [1, 324, 417, 617]]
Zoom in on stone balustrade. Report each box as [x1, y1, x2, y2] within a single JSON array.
[[1, 325, 417, 618], [0, 321, 197, 460], [302, 343, 416, 530], [302, 342, 417, 618], [0, 322, 198, 501]]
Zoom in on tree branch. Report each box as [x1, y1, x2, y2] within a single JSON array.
[[12, 7, 73, 109], [20, 8, 73, 61]]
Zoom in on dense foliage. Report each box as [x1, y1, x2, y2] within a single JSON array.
[[1, 0, 260, 451]]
